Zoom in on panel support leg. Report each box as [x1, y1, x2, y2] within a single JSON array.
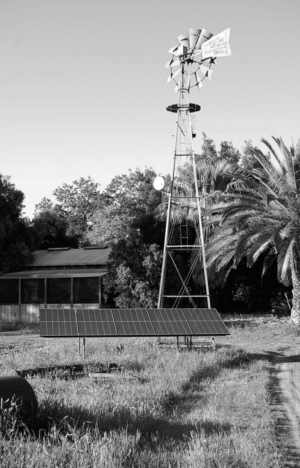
[[83, 338, 86, 360]]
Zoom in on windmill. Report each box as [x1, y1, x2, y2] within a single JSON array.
[[154, 28, 231, 309]]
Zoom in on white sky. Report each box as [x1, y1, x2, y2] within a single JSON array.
[[1, 0, 300, 218]]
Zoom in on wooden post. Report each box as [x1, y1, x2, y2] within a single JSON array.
[[44, 278, 47, 309], [18, 278, 22, 325], [98, 276, 102, 309], [83, 338, 86, 359], [71, 278, 74, 308]]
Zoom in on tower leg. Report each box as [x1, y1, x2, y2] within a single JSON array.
[[158, 194, 172, 308]]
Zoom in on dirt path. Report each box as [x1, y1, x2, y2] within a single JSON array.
[[270, 348, 300, 467]]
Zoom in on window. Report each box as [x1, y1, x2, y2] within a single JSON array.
[[0, 279, 19, 304], [47, 278, 71, 304], [73, 277, 99, 304], [21, 279, 44, 304]]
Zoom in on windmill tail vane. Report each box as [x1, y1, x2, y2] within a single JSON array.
[[154, 27, 231, 310]]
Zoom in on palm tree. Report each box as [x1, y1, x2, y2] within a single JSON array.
[[166, 157, 234, 223], [206, 137, 300, 323]]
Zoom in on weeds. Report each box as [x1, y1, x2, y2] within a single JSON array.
[[0, 333, 283, 467]]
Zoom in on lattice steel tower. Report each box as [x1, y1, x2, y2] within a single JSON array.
[[155, 28, 231, 308]]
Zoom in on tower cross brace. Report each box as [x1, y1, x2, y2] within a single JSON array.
[[158, 62, 211, 309]]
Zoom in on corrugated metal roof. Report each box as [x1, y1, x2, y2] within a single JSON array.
[[0, 269, 107, 279], [26, 247, 111, 268]]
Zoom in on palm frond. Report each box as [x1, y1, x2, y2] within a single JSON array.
[[277, 239, 294, 286], [248, 238, 273, 267], [262, 250, 276, 278]]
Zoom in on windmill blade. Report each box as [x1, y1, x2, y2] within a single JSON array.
[[167, 68, 181, 83], [189, 49, 203, 60], [177, 34, 190, 49], [165, 59, 180, 68], [189, 28, 201, 49], [200, 65, 213, 80], [169, 45, 179, 54], [195, 29, 213, 50], [207, 69, 213, 80], [186, 75, 191, 91], [202, 28, 231, 58], [172, 45, 188, 57], [195, 73, 203, 90]]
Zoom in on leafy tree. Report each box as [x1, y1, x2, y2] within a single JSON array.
[[205, 137, 300, 323], [199, 133, 240, 165], [53, 176, 101, 243], [88, 168, 167, 245], [32, 198, 79, 249], [219, 141, 241, 165], [240, 140, 262, 172], [0, 175, 35, 272], [103, 239, 162, 308], [200, 133, 218, 160], [88, 168, 170, 307]]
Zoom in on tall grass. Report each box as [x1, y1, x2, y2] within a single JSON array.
[[0, 334, 282, 467]]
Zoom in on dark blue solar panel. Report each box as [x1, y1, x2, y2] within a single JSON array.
[[113, 309, 155, 335], [40, 308, 229, 337], [183, 308, 229, 335], [40, 308, 77, 337], [77, 309, 117, 336], [148, 308, 193, 335]]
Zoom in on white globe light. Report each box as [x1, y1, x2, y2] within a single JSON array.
[[153, 176, 165, 191]]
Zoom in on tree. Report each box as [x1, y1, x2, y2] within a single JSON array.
[[199, 133, 240, 165], [240, 140, 262, 172], [32, 198, 79, 249], [219, 141, 241, 165], [200, 133, 218, 160], [103, 239, 162, 308], [205, 137, 300, 323], [88, 168, 170, 307], [88, 168, 167, 246], [0, 174, 35, 272], [53, 176, 101, 243]]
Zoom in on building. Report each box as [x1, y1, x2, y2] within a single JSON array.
[[0, 246, 111, 325]]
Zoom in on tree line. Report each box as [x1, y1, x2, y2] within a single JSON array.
[[1, 134, 299, 320]]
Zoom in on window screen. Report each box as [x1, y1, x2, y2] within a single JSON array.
[[73, 277, 99, 304], [0, 279, 19, 304], [21, 279, 44, 304], [47, 278, 71, 304]]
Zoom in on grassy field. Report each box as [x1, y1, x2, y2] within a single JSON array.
[[0, 318, 296, 467]]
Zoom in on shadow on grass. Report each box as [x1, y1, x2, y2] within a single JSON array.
[[27, 346, 262, 448], [32, 398, 233, 450]]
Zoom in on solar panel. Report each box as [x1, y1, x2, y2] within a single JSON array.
[[76, 309, 117, 336], [40, 308, 230, 337], [148, 308, 193, 336], [113, 309, 155, 336], [182, 308, 229, 335], [40, 308, 77, 337]]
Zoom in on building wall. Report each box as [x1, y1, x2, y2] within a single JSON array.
[[0, 304, 101, 325]]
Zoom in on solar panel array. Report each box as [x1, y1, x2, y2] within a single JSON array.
[[40, 308, 229, 337]]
